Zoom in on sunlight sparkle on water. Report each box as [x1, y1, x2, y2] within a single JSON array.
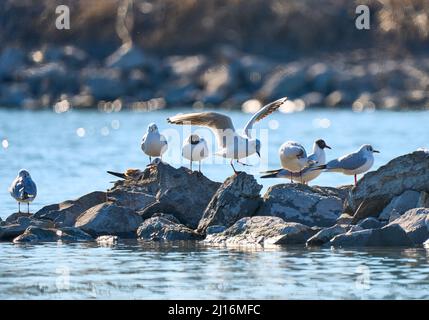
[[1, 139, 9, 149], [76, 127, 86, 138]]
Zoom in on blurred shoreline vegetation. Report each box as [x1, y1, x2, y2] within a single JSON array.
[[1, 0, 429, 111]]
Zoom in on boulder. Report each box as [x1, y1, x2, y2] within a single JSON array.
[[137, 216, 201, 241], [357, 217, 383, 230], [83, 68, 127, 100], [13, 226, 93, 243], [75, 203, 142, 237], [204, 216, 316, 246], [0, 47, 25, 79], [330, 224, 414, 247], [96, 235, 118, 246], [206, 225, 226, 235], [387, 208, 429, 245], [0, 218, 54, 241], [378, 190, 421, 221], [5, 211, 33, 223], [34, 191, 107, 227], [348, 151, 429, 222], [306, 224, 351, 247], [110, 162, 220, 229], [257, 184, 346, 227], [197, 172, 262, 234], [336, 213, 354, 225]]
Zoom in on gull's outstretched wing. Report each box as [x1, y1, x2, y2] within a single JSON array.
[[243, 97, 287, 138]]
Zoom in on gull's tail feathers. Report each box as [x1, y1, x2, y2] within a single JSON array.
[[260, 168, 283, 179], [107, 171, 127, 179]]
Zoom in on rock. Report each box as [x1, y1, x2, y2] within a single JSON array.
[[197, 172, 262, 233], [387, 208, 429, 245], [83, 68, 126, 100], [0, 218, 55, 241], [257, 184, 346, 227], [424, 239, 429, 248], [96, 235, 118, 246], [336, 213, 354, 225], [330, 224, 414, 247], [0, 47, 25, 79], [199, 63, 238, 102], [110, 162, 220, 229], [5, 212, 33, 223], [105, 44, 146, 70], [75, 203, 142, 238], [204, 216, 316, 246], [137, 216, 201, 241], [34, 191, 107, 227], [378, 190, 421, 221], [348, 151, 429, 222], [13, 226, 93, 243], [357, 217, 383, 230], [306, 224, 351, 247], [206, 225, 226, 235]]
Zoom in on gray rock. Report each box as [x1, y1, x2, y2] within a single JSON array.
[[378, 190, 421, 221], [0, 83, 32, 107], [206, 225, 226, 235], [34, 191, 107, 227], [110, 163, 220, 229], [306, 224, 351, 247], [330, 224, 414, 247], [204, 216, 316, 246], [137, 216, 201, 241], [336, 213, 354, 225], [5, 212, 33, 223], [0, 218, 55, 241], [0, 47, 25, 79], [96, 235, 118, 246], [357, 217, 383, 230], [348, 151, 429, 222], [197, 172, 262, 233], [13, 226, 93, 243], [75, 203, 142, 238], [257, 184, 346, 227], [105, 44, 146, 70], [387, 208, 429, 245], [424, 239, 429, 248], [83, 68, 126, 100]]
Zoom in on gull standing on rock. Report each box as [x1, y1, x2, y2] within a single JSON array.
[[141, 123, 168, 164], [167, 97, 287, 174], [182, 134, 209, 173], [9, 169, 37, 213], [312, 144, 379, 186], [261, 139, 331, 184]]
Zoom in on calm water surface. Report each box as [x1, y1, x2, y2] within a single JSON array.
[[0, 109, 428, 299]]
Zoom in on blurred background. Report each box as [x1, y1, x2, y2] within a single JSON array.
[[1, 0, 429, 112]]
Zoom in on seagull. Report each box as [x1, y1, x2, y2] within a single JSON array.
[[261, 139, 331, 184], [182, 134, 209, 172], [141, 123, 168, 163], [312, 144, 380, 186], [9, 169, 37, 214], [167, 97, 287, 173], [278, 141, 313, 174]]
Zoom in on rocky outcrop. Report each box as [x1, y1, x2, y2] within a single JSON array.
[[109, 162, 220, 229], [204, 216, 317, 246], [5, 211, 32, 223], [387, 208, 429, 245], [197, 172, 262, 234], [330, 224, 414, 247], [34, 191, 107, 227], [75, 203, 142, 237], [306, 224, 351, 247], [378, 190, 427, 222], [13, 226, 93, 243], [357, 217, 383, 230], [257, 184, 346, 227], [348, 151, 429, 222], [137, 215, 202, 241], [0, 217, 54, 241]]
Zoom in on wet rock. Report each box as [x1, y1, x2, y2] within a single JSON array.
[[0, 47, 25, 79], [137, 216, 201, 241], [110, 162, 220, 229], [204, 216, 316, 246], [257, 184, 346, 227], [206, 225, 226, 235], [387, 208, 429, 245], [348, 151, 429, 222], [34, 191, 107, 227], [13, 226, 93, 243], [330, 224, 414, 247], [105, 44, 146, 70], [75, 203, 142, 238], [5, 212, 33, 223], [0, 218, 54, 241], [96, 235, 118, 246], [357, 217, 383, 230], [378, 190, 421, 221], [197, 172, 262, 234], [306, 224, 351, 247]]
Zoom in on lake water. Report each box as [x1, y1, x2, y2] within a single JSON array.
[[0, 108, 429, 299]]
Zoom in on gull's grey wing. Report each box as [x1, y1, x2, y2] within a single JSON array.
[[244, 97, 287, 138], [23, 178, 37, 198], [167, 112, 235, 131], [328, 152, 366, 170]]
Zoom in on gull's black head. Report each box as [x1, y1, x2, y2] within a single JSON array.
[[189, 134, 200, 145], [315, 139, 331, 150]]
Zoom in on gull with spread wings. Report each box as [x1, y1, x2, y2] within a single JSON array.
[[167, 97, 287, 173]]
